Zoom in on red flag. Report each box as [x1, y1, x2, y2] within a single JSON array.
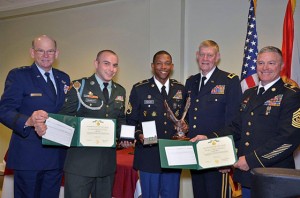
[[281, 0, 298, 87]]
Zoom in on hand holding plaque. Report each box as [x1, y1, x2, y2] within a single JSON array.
[[164, 96, 190, 140]]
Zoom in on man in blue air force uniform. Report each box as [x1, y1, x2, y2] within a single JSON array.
[[0, 35, 70, 198]]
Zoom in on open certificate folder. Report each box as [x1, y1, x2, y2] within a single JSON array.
[[158, 136, 237, 170], [42, 113, 116, 147]]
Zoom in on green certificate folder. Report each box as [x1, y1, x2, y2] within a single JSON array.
[[42, 113, 116, 147], [158, 136, 237, 170]]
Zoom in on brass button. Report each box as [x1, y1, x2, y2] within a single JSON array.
[[106, 105, 109, 108], [194, 108, 198, 111], [164, 113, 167, 116], [164, 131, 167, 134], [248, 122, 251, 126], [196, 99, 199, 102], [246, 132, 250, 136], [194, 116, 197, 120], [245, 142, 250, 146], [251, 112, 254, 116], [193, 125, 196, 129], [164, 122, 167, 125], [105, 114, 108, 117]]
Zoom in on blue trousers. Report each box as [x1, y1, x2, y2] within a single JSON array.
[[242, 187, 251, 198], [14, 169, 63, 198], [139, 170, 180, 198]]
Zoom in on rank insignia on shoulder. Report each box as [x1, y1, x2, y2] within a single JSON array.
[[135, 80, 149, 87], [173, 90, 183, 99], [284, 83, 298, 92], [292, 108, 300, 128], [126, 102, 133, 115], [211, 85, 225, 94], [73, 81, 81, 90], [227, 73, 237, 79]]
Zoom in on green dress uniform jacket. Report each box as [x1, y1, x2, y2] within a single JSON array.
[[60, 74, 126, 177], [209, 79, 300, 187]]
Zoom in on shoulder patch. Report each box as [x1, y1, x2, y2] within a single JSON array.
[[227, 73, 237, 79], [135, 79, 149, 87]]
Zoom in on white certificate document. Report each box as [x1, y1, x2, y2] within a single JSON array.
[[44, 117, 75, 147], [165, 146, 197, 166], [80, 118, 115, 147], [120, 125, 135, 139], [196, 136, 236, 168], [142, 121, 157, 138]]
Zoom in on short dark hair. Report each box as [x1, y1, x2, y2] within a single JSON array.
[[96, 50, 117, 60], [152, 50, 172, 63]]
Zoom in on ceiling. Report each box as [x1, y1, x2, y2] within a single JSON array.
[[0, 0, 112, 20]]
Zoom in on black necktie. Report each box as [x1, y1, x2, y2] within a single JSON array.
[[199, 76, 207, 92], [45, 72, 56, 99], [103, 82, 109, 102], [161, 85, 167, 100], [258, 87, 265, 96]]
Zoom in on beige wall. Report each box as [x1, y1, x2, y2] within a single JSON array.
[[0, 0, 297, 197]]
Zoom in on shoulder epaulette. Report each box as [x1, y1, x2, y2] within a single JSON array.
[[227, 73, 237, 79], [170, 79, 183, 85], [284, 83, 298, 92], [135, 79, 149, 87]]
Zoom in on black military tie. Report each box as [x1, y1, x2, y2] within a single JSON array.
[[161, 85, 167, 100], [199, 76, 207, 92], [44, 72, 56, 98], [103, 82, 109, 102], [258, 87, 265, 96]]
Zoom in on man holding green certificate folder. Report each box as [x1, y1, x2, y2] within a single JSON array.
[[59, 50, 126, 198]]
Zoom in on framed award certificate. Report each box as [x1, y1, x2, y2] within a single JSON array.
[[158, 136, 237, 170], [42, 113, 116, 147]]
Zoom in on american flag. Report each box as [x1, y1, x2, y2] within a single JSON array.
[[240, 0, 259, 92]]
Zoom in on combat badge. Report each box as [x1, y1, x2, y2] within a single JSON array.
[[292, 108, 300, 128], [126, 102, 133, 115], [173, 90, 183, 99]]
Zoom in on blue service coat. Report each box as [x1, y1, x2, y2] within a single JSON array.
[[209, 79, 300, 187], [126, 77, 186, 173], [0, 63, 70, 170], [185, 67, 242, 138]]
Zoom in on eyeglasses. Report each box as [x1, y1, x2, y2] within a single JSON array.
[[34, 49, 56, 55]]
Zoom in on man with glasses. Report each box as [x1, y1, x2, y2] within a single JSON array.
[[0, 35, 70, 198]]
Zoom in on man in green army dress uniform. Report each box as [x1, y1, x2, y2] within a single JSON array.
[[60, 50, 126, 198]]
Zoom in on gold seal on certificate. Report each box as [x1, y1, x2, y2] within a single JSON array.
[[80, 118, 115, 147]]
